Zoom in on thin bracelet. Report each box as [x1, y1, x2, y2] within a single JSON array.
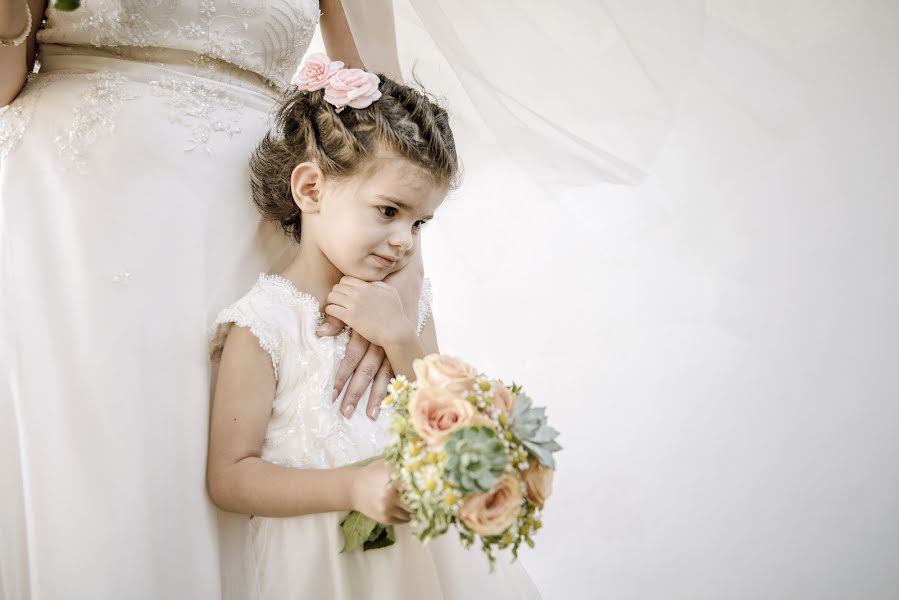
[[0, 2, 32, 47]]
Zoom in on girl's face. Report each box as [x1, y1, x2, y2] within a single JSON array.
[[302, 153, 448, 281]]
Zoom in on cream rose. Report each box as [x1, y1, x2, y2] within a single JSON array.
[[323, 68, 382, 109], [459, 474, 523, 536], [290, 53, 344, 91], [407, 385, 475, 447], [523, 459, 554, 508], [413, 354, 478, 394], [491, 382, 517, 416]]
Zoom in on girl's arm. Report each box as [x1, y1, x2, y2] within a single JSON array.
[[206, 325, 357, 517], [0, 0, 46, 107], [208, 326, 409, 524]]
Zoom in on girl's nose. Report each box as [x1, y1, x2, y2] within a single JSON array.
[[389, 231, 414, 253]]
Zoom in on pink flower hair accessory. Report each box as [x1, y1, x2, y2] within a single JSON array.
[[290, 53, 345, 92], [291, 52, 382, 113], [323, 68, 382, 112]]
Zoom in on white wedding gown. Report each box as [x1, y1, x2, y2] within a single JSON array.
[[210, 274, 539, 599], [0, 2, 320, 598]]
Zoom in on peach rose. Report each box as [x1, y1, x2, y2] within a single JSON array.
[[459, 474, 523, 536], [523, 459, 554, 508], [407, 385, 475, 447], [413, 354, 478, 395], [491, 382, 517, 416], [323, 68, 382, 109], [291, 53, 344, 91]]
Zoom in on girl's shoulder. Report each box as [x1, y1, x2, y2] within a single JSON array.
[[209, 273, 320, 378]]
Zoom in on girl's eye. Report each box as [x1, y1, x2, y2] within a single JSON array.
[[413, 220, 429, 231], [379, 206, 398, 218]]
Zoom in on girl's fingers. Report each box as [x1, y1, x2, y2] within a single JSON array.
[[326, 289, 352, 307], [324, 304, 348, 321], [389, 509, 411, 524], [339, 276, 365, 288], [331, 282, 357, 296]]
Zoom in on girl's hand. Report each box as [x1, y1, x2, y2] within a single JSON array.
[[317, 250, 425, 421], [350, 460, 410, 525], [324, 276, 415, 349]]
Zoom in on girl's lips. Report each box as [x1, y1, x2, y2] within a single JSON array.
[[372, 254, 397, 268]]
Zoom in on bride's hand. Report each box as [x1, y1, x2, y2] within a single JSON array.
[[316, 249, 425, 421]]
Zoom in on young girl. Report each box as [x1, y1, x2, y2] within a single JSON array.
[[207, 56, 540, 599]]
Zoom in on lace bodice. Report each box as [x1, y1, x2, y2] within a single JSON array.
[[36, 0, 320, 90], [210, 273, 433, 469]]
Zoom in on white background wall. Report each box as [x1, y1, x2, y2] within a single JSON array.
[[312, 2, 899, 598], [422, 5, 899, 600]]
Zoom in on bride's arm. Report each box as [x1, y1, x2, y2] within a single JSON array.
[[318, 0, 364, 69], [319, 0, 403, 81], [0, 0, 46, 107]]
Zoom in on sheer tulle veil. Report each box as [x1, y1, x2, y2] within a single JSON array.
[[342, 0, 706, 188]]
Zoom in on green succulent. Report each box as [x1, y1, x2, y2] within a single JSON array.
[[443, 426, 509, 494], [509, 393, 562, 468]]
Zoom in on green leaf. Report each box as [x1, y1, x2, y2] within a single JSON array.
[[339, 511, 379, 553], [346, 453, 385, 468], [363, 524, 396, 551], [52, 0, 81, 10]]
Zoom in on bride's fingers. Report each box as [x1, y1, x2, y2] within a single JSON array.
[[367, 358, 392, 421], [332, 331, 370, 402], [315, 314, 345, 337], [339, 343, 385, 419]]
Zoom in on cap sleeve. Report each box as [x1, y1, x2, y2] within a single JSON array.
[[210, 287, 284, 380]]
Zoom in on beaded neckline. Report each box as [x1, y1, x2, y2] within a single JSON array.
[[257, 273, 328, 320], [260, 273, 319, 304]]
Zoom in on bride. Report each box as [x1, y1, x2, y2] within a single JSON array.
[[0, 1, 431, 597]]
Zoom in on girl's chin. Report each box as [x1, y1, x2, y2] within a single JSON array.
[[339, 264, 386, 283]]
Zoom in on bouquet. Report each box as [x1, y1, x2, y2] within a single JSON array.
[[340, 354, 561, 569]]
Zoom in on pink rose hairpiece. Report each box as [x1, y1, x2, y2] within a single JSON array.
[[290, 52, 382, 113]]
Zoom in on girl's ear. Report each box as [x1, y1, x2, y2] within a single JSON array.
[[290, 162, 324, 213]]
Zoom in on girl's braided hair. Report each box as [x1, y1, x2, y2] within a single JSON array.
[[250, 75, 460, 243]]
